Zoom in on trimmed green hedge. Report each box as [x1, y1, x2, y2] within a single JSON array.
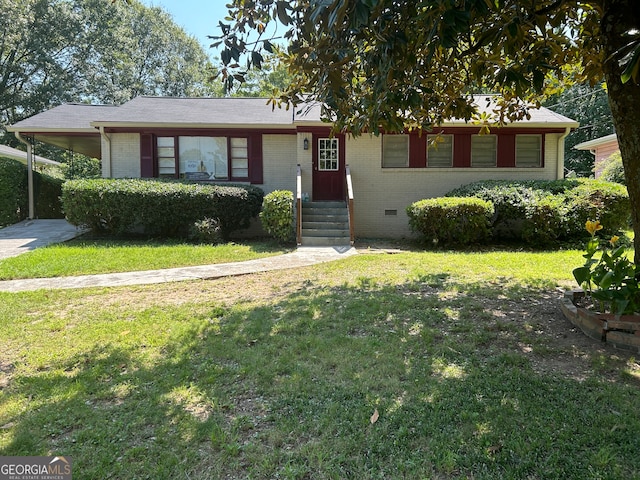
[[0, 157, 64, 226], [407, 197, 494, 246], [260, 190, 294, 243], [0, 158, 27, 226], [61, 178, 264, 239], [446, 179, 630, 244]]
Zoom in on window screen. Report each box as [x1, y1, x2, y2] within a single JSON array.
[[427, 135, 453, 167], [471, 135, 497, 167], [382, 135, 409, 168]]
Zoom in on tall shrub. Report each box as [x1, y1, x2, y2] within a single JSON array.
[[0, 158, 27, 226], [260, 190, 294, 242], [0, 157, 64, 226]]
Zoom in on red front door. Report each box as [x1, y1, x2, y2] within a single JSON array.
[[312, 134, 345, 201]]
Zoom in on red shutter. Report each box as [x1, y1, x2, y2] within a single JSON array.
[[409, 133, 426, 168], [140, 133, 155, 177], [497, 133, 515, 167], [453, 134, 471, 167], [248, 133, 263, 184]]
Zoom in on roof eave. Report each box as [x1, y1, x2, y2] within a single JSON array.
[[90, 121, 295, 130], [574, 133, 618, 150], [6, 127, 98, 134]]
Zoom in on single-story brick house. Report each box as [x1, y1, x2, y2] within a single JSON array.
[[574, 133, 619, 178], [8, 95, 578, 242]]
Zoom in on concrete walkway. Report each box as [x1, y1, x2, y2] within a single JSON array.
[[0, 220, 358, 292], [0, 219, 85, 260]]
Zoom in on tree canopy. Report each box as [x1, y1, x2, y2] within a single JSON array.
[[544, 82, 614, 177], [0, 0, 215, 147], [216, 0, 640, 263]]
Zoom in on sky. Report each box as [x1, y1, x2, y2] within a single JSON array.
[[142, 1, 232, 56]]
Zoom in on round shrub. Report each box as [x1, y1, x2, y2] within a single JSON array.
[[407, 197, 494, 246], [599, 152, 625, 185], [561, 180, 630, 238], [446, 178, 629, 244], [260, 190, 294, 242]]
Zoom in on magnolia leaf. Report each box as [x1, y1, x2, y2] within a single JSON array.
[[621, 42, 640, 84], [573, 266, 591, 285], [370, 408, 379, 424]]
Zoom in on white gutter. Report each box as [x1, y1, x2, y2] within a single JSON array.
[[99, 126, 111, 177], [557, 127, 572, 180], [14, 132, 35, 219]]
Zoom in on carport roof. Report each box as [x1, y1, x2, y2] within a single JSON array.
[[7, 104, 119, 158]]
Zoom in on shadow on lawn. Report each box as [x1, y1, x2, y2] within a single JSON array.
[[2, 276, 640, 479]]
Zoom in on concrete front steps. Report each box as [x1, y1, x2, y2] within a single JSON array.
[[301, 201, 351, 246]]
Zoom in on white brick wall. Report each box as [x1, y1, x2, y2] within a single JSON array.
[[260, 134, 299, 194], [108, 133, 140, 178], [346, 133, 563, 238], [103, 130, 565, 239]]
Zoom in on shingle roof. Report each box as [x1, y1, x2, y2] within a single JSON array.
[[7, 104, 119, 131], [468, 95, 578, 126], [295, 95, 579, 127], [8, 95, 578, 133], [91, 96, 296, 127]]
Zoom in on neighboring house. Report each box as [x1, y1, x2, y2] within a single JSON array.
[[574, 133, 619, 178], [8, 96, 578, 240], [0, 144, 61, 167]]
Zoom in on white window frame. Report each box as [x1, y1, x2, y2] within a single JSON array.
[[318, 138, 339, 171], [230, 137, 249, 178], [157, 137, 176, 178]]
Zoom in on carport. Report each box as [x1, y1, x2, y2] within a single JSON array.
[[6, 103, 118, 218]]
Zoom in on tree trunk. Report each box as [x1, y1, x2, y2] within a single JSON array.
[[601, 0, 640, 265]]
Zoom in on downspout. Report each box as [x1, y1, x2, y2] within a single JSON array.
[[557, 127, 572, 180], [99, 126, 111, 178], [15, 132, 35, 219]]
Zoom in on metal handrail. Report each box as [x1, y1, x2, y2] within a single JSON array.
[[296, 164, 302, 245], [345, 164, 355, 245]]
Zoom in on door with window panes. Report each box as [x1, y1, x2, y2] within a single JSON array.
[[312, 134, 345, 201]]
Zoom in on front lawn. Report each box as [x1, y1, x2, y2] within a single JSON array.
[[0, 238, 291, 280], [1, 249, 639, 479]]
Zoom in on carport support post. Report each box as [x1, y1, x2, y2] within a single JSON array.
[[15, 132, 35, 219]]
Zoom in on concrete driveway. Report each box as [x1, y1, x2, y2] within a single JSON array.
[[0, 219, 85, 260]]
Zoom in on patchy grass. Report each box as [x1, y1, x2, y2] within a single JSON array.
[[0, 238, 291, 279], [0, 249, 639, 479]]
